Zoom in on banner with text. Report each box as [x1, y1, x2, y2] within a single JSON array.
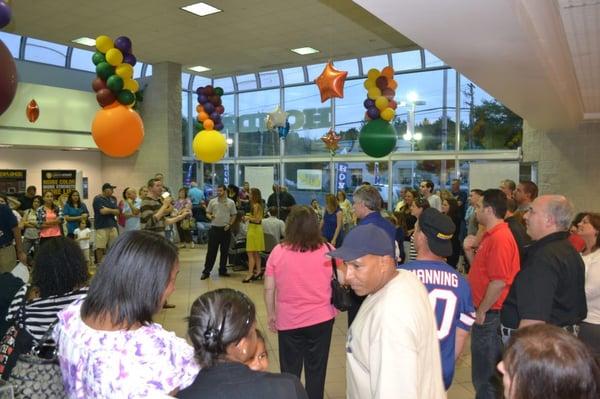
[[0, 169, 27, 195], [336, 163, 348, 191], [41, 170, 76, 197]]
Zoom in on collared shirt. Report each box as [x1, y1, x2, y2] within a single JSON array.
[[206, 196, 236, 227], [93, 195, 118, 229], [261, 216, 285, 240], [501, 231, 587, 328], [468, 222, 520, 310]]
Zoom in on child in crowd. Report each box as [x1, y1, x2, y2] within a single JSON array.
[[246, 329, 269, 372], [74, 219, 92, 266]]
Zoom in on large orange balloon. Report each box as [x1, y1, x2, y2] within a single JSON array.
[[91, 104, 144, 157]]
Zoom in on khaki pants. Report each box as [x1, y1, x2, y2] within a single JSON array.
[[95, 227, 118, 250], [0, 244, 16, 273]]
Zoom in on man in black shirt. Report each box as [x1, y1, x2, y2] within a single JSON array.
[[501, 195, 586, 343], [266, 185, 296, 221], [17, 186, 36, 214]]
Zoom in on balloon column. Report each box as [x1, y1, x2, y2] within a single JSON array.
[[90, 35, 144, 158], [192, 85, 227, 163], [359, 66, 398, 158], [0, 0, 16, 117]]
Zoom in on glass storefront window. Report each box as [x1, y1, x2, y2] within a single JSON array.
[[192, 75, 212, 92], [70, 48, 95, 72], [238, 89, 280, 157], [236, 74, 257, 91], [361, 54, 389, 72], [282, 67, 305, 85], [24, 38, 67, 66], [392, 50, 422, 71], [306, 62, 327, 81], [334, 59, 359, 77], [284, 85, 330, 155], [259, 71, 279, 88], [335, 79, 366, 154], [424, 50, 445, 67], [181, 73, 191, 90], [284, 162, 330, 206], [182, 91, 191, 157], [0, 32, 20, 58], [214, 77, 234, 93]]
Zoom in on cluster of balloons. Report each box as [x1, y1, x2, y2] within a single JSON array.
[[196, 85, 225, 131], [265, 106, 289, 139], [92, 35, 139, 108], [363, 66, 398, 122]]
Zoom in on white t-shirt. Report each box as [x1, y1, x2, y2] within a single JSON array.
[[428, 194, 442, 211], [346, 271, 445, 399], [261, 216, 285, 240], [583, 251, 600, 324], [74, 227, 91, 250]]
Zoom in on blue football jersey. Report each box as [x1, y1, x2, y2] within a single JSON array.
[[401, 260, 475, 389]]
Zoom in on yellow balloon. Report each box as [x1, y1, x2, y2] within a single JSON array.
[[367, 87, 381, 100], [367, 68, 380, 80], [192, 130, 227, 163], [95, 35, 113, 53], [363, 79, 375, 90], [105, 48, 123, 67], [380, 107, 395, 122], [123, 78, 139, 93], [375, 96, 389, 111], [116, 64, 133, 80]]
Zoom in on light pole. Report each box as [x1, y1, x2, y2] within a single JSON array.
[[402, 92, 425, 187]]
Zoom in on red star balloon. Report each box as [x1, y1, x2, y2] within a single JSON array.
[[315, 61, 348, 103], [321, 129, 342, 155]]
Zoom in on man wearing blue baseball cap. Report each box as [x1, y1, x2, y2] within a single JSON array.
[[328, 224, 445, 399]]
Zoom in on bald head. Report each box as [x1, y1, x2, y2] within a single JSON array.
[[524, 195, 573, 240]]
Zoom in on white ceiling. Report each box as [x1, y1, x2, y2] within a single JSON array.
[[353, 0, 600, 130], [5, 0, 416, 77]]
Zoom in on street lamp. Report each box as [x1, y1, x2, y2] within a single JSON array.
[[402, 93, 426, 186]]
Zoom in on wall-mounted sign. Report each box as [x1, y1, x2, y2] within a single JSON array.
[[297, 169, 322, 190], [0, 169, 26, 195], [41, 170, 76, 196]]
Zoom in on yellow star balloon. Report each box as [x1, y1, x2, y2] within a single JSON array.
[[315, 61, 348, 103]]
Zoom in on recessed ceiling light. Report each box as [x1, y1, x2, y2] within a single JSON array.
[[71, 37, 96, 47], [291, 47, 320, 55], [188, 65, 211, 73], [181, 2, 222, 17]]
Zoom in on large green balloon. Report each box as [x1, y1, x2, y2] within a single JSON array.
[[92, 51, 105, 66], [106, 75, 124, 93], [359, 119, 397, 158], [96, 62, 114, 80]]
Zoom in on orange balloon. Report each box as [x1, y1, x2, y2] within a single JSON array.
[[314, 61, 348, 103], [381, 66, 394, 79], [203, 119, 214, 130], [91, 104, 144, 157], [196, 104, 203, 113], [199, 111, 209, 122], [388, 79, 398, 90]]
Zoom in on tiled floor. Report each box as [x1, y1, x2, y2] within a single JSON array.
[[159, 245, 475, 399]]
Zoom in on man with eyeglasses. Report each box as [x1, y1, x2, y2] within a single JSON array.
[[464, 189, 520, 399]]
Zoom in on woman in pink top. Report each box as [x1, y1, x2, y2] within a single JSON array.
[[264, 205, 338, 399], [37, 190, 64, 245]]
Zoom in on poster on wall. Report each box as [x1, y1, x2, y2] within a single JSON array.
[[0, 170, 27, 195], [297, 169, 322, 190], [41, 170, 76, 197]]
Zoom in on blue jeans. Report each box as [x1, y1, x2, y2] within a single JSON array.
[[471, 312, 502, 399]]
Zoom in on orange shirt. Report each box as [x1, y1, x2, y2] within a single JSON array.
[[39, 208, 62, 238], [468, 222, 520, 310]]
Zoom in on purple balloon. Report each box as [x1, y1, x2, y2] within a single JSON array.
[[363, 99, 375, 109], [0, 40, 17, 116], [114, 36, 132, 54], [0, 2, 11, 29], [195, 86, 203, 95], [198, 94, 208, 104], [215, 122, 224, 131], [210, 111, 220, 121], [203, 102, 215, 114], [366, 106, 380, 120], [123, 53, 137, 67]]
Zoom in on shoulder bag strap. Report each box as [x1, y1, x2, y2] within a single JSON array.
[[324, 243, 339, 282]]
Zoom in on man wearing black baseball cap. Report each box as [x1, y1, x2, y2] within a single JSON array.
[[328, 224, 444, 399], [402, 208, 475, 390], [93, 182, 119, 263]]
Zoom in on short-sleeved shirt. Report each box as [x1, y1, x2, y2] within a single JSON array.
[[187, 187, 204, 205], [0, 204, 17, 246], [92, 195, 118, 229], [140, 196, 166, 233], [467, 222, 520, 310], [261, 216, 285, 240], [266, 243, 338, 331], [427, 194, 442, 211], [402, 260, 475, 389], [54, 301, 199, 398], [501, 231, 587, 329], [74, 228, 91, 250], [123, 198, 141, 231], [206, 197, 236, 227], [63, 202, 89, 235]]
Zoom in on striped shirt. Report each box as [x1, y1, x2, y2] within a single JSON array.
[[5, 285, 88, 342], [140, 196, 165, 232]]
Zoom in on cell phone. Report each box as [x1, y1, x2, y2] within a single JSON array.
[[161, 192, 171, 199]]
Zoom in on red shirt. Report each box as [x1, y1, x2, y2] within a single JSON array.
[[468, 222, 520, 310]]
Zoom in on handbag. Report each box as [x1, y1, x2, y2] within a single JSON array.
[[326, 243, 353, 311], [9, 321, 65, 398], [181, 217, 196, 230]]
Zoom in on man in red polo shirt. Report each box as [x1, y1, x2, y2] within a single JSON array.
[[464, 189, 520, 399]]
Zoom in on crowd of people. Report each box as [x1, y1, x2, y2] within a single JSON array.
[[1, 173, 600, 398]]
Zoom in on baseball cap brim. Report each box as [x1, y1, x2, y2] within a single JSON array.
[[327, 246, 368, 262]]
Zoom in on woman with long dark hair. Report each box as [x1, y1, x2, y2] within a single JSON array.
[[63, 190, 89, 239], [36, 190, 63, 245], [178, 288, 307, 398], [243, 188, 265, 283], [441, 197, 461, 268], [54, 231, 199, 397], [264, 205, 339, 399], [320, 194, 343, 247]]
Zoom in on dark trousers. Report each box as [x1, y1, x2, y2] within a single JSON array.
[[471, 311, 502, 399], [347, 291, 366, 328], [278, 318, 334, 399], [176, 222, 192, 243], [202, 226, 231, 275]]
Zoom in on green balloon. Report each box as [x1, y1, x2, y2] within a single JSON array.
[[359, 119, 397, 158], [96, 62, 114, 80], [106, 75, 124, 92], [117, 89, 135, 105], [92, 51, 105, 66], [214, 87, 224, 96]]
